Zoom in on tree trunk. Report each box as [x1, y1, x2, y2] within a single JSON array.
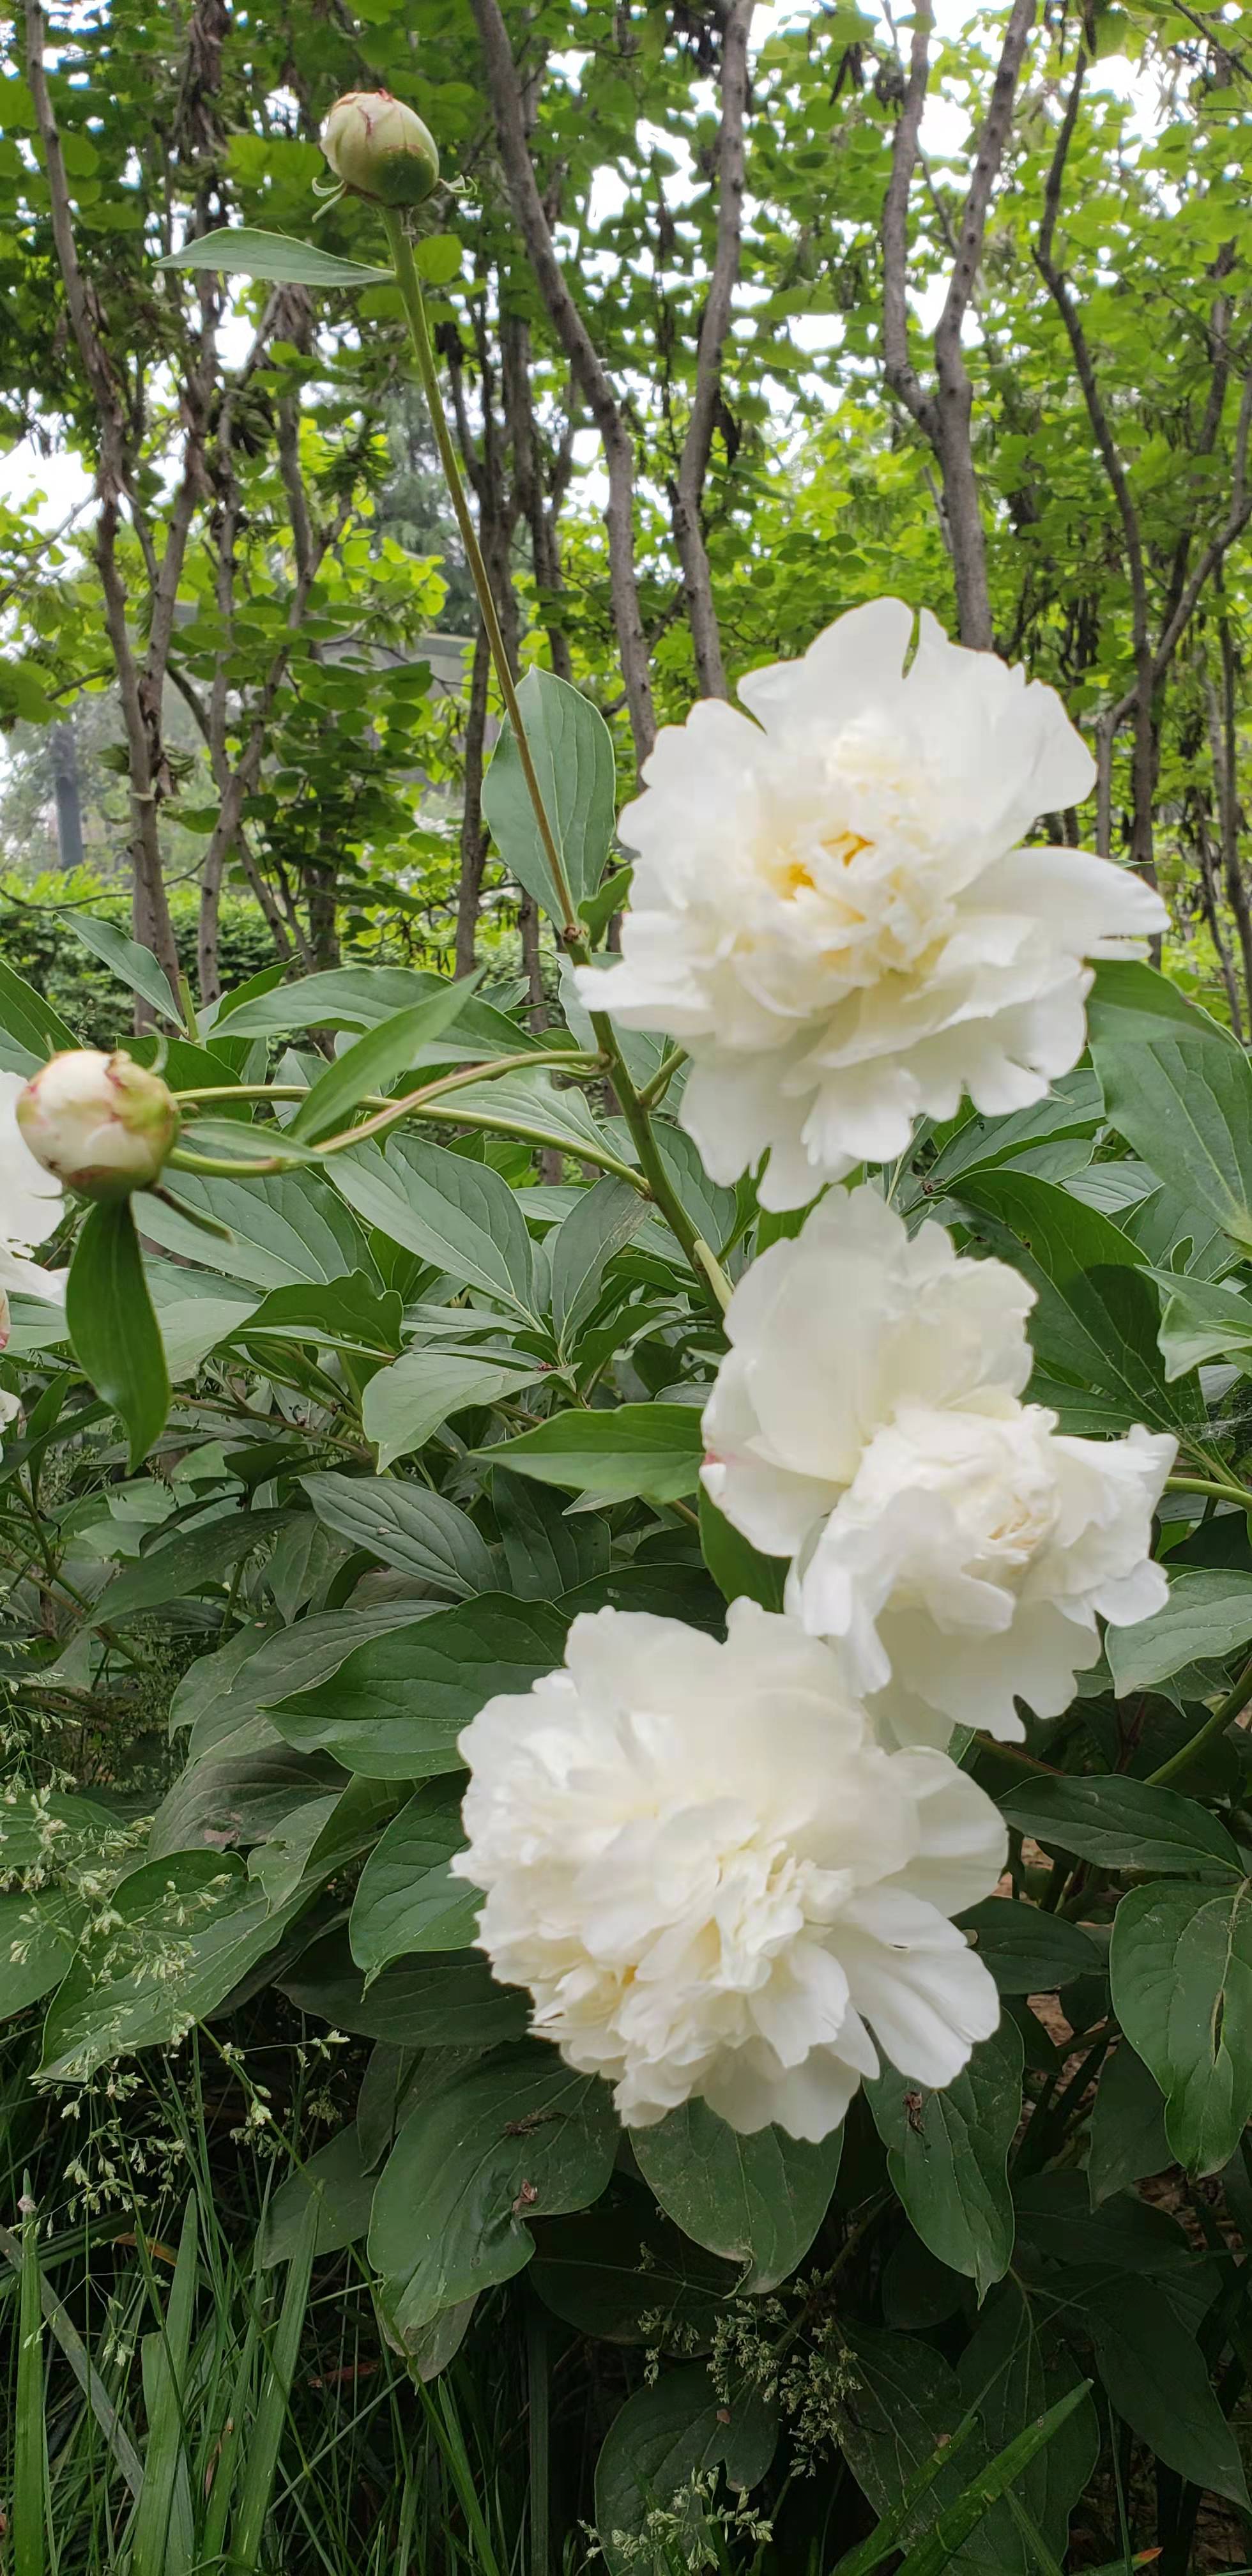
[[456, 625, 493, 978], [50, 717, 84, 873]]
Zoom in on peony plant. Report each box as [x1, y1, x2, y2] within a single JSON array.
[[6, 93, 1252, 2565]]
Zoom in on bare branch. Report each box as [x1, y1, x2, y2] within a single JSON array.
[[672, 0, 754, 698]]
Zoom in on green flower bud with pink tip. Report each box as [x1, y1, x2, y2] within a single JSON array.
[[15, 1050, 179, 1203], [321, 90, 439, 208]]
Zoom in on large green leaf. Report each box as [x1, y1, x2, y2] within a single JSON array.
[[66, 1199, 171, 1471], [39, 1851, 297, 2083], [482, 668, 616, 928], [93, 1506, 293, 1621], [258, 2128, 376, 2267], [369, 2044, 618, 2332], [270, 1593, 568, 1777], [1156, 1269, 1252, 1382], [631, 2099, 841, 2293], [238, 1274, 404, 1356], [280, 1936, 525, 2048], [492, 1469, 610, 1598], [138, 1167, 377, 1289], [0, 1889, 84, 2021], [1106, 1568, 1252, 1694], [170, 1602, 426, 1764], [957, 1169, 1196, 1436], [332, 1134, 536, 1317], [955, 2281, 1098, 2576], [530, 2182, 740, 2350], [549, 1177, 650, 1353], [1088, 959, 1252, 1251], [1085, 2042, 1169, 2206], [361, 1347, 546, 1473], [160, 225, 392, 286], [349, 1779, 480, 1975], [287, 979, 478, 1146], [0, 956, 79, 1075], [480, 1404, 703, 1505], [300, 1471, 495, 1600], [1084, 2272, 1249, 2504], [997, 1774, 1242, 1876], [957, 1898, 1104, 1995], [216, 965, 540, 1060], [63, 910, 183, 1028], [1111, 1876, 1252, 2175], [593, 2364, 777, 2576], [442, 1070, 625, 1170], [698, 1488, 786, 1613], [866, 2021, 1022, 2300]]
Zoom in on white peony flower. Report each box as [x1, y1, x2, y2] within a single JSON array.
[[579, 599, 1166, 1208], [453, 1599, 1006, 2140], [16, 1049, 179, 1203], [702, 1187, 1176, 1745], [0, 1069, 65, 1300]]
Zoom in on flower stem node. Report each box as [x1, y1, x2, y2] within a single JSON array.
[[321, 90, 439, 208], [16, 1051, 180, 1202]]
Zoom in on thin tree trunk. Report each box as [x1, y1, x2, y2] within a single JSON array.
[[50, 718, 84, 873], [456, 624, 493, 977], [1195, 807, 1243, 1038], [1209, 637, 1252, 1026]]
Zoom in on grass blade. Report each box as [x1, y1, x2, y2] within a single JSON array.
[[894, 2382, 1092, 2576], [130, 2194, 199, 2576], [0, 2220, 144, 2503], [13, 2184, 49, 2576], [827, 2408, 982, 2576], [230, 2192, 317, 2569]]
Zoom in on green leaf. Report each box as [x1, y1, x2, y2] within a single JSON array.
[[0, 1889, 84, 2021], [349, 1780, 480, 1975], [171, 1604, 425, 1765], [492, 1469, 610, 1598], [530, 2182, 740, 2350], [332, 1133, 536, 1317], [1088, 959, 1252, 1251], [480, 1404, 703, 1505], [1106, 1568, 1252, 1694], [631, 2099, 841, 2293], [866, 2021, 1023, 2300], [593, 2363, 777, 2576], [300, 1471, 495, 1600], [368, 2043, 618, 2333], [955, 2281, 1098, 2576], [0, 956, 78, 1075], [440, 1068, 625, 1170], [280, 1935, 525, 2048], [956, 1169, 1195, 1436], [39, 1851, 297, 2084], [482, 668, 616, 927], [413, 231, 462, 284], [63, 910, 183, 1027], [287, 977, 478, 1145], [998, 1774, 1243, 1876], [361, 1348, 546, 1473], [159, 225, 392, 286], [1086, 2042, 1169, 2205], [217, 964, 541, 1054], [138, 1166, 377, 1290], [93, 1506, 292, 1620], [1156, 1270, 1252, 1382], [258, 2128, 376, 2266], [958, 1898, 1104, 1994], [66, 1199, 171, 1471], [549, 1177, 650, 1353], [270, 1593, 569, 1777], [1085, 2272, 1249, 2504], [894, 2384, 1094, 2576], [239, 1273, 404, 1356], [147, 1745, 343, 1864], [698, 1487, 786, 1612], [1111, 1876, 1252, 2175]]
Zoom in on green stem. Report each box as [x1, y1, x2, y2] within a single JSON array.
[[383, 210, 580, 939], [383, 210, 726, 1328], [1166, 1474, 1252, 1513], [637, 1045, 687, 1110], [1147, 1649, 1252, 1788]]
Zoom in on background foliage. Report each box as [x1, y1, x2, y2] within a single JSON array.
[[3, 0, 1252, 2568]]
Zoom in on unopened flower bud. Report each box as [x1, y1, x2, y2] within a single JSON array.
[[321, 90, 439, 208], [15, 1050, 179, 1203]]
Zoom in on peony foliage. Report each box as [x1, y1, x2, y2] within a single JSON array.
[[6, 597, 1252, 2554]]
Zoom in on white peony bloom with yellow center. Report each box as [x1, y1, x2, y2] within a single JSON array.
[[702, 1188, 1176, 1746], [579, 599, 1167, 1208], [0, 1070, 65, 1301], [454, 1600, 1006, 2140]]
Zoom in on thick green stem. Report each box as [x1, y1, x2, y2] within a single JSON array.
[[1166, 1473, 1252, 1514], [1148, 1650, 1252, 1788]]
